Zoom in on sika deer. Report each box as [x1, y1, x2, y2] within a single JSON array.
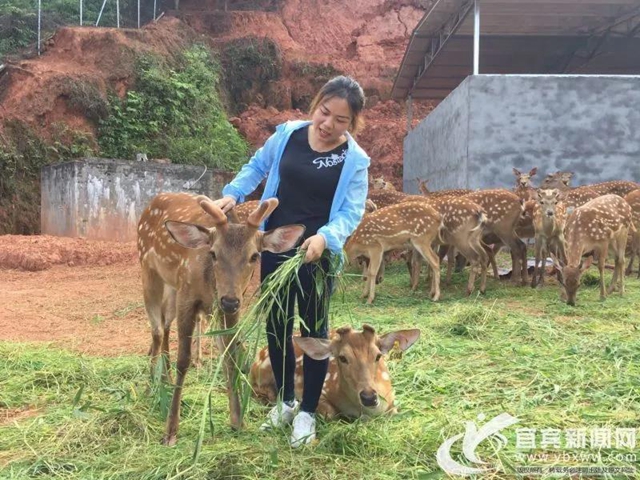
[[371, 175, 396, 191], [513, 167, 538, 201], [530, 189, 567, 287], [624, 190, 640, 277], [417, 178, 472, 198], [401, 195, 488, 295], [587, 180, 639, 197], [345, 202, 443, 304], [250, 324, 420, 418], [463, 189, 528, 285], [138, 193, 304, 445], [555, 195, 635, 306]]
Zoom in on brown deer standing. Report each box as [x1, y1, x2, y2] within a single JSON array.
[[555, 194, 635, 306], [624, 189, 640, 277], [529, 189, 567, 287], [463, 189, 528, 285], [250, 325, 420, 418], [401, 195, 488, 295], [345, 201, 443, 304], [138, 193, 304, 445], [513, 167, 538, 201]]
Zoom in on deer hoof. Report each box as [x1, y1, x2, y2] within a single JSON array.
[[162, 434, 177, 447]]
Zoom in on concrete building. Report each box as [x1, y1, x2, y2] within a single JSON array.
[[392, 0, 640, 192], [41, 158, 234, 242]]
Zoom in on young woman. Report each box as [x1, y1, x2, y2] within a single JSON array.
[[214, 76, 369, 447]]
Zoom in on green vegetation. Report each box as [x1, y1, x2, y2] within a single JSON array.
[[98, 45, 249, 169], [0, 0, 154, 58], [2, 261, 639, 478]]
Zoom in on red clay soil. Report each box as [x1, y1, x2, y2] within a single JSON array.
[[0, 236, 260, 356]]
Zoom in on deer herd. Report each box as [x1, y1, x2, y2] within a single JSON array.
[[137, 169, 639, 445]]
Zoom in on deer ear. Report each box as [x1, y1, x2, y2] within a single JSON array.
[[378, 329, 421, 354], [513, 168, 521, 176], [549, 252, 565, 270], [529, 167, 538, 176], [293, 337, 332, 360], [262, 225, 306, 253], [165, 221, 212, 249]]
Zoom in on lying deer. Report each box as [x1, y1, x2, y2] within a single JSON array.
[[368, 189, 407, 209], [624, 189, 640, 277], [418, 179, 472, 198], [345, 201, 443, 304], [555, 194, 635, 306], [529, 189, 567, 287], [138, 193, 304, 445], [588, 180, 639, 197], [250, 324, 420, 418]]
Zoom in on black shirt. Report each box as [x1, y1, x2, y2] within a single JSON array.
[[266, 126, 347, 239]]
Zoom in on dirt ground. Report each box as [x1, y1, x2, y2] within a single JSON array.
[[0, 236, 260, 356]]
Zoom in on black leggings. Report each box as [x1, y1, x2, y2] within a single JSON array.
[[260, 249, 332, 414]]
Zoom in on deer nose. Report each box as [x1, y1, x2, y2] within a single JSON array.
[[220, 296, 240, 313], [546, 211, 554, 217], [359, 389, 379, 407]]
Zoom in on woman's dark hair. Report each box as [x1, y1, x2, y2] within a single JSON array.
[[308, 75, 366, 134]]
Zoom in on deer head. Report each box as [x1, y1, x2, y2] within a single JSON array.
[[164, 197, 305, 314], [513, 167, 538, 188], [294, 324, 420, 409], [536, 188, 561, 218]]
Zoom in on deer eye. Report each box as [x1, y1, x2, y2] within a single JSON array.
[[210, 251, 217, 261], [338, 355, 348, 364], [250, 252, 260, 263], [375, 353, 382, 362]]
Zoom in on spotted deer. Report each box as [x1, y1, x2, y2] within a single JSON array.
[[540, 171, 574, 190], [463, 189, 528, 285], [555, 194, 635, 306], [401, 195, 488, 295], [250, 325, 420, 418], [529, 189, 567, 288], [624, 190, 640, 277], [368, 189, 407, 209], [513, 167, 538, 201], [587, 180, 639, 197], [137, 193, 305, 445], [371, 175, 396, 191], [559, 186, 600, 209], [345, 201, 443, 304]]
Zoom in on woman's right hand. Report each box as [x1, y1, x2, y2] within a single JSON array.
[[213, 196, 237, 213]]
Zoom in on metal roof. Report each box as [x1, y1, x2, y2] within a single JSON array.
[[391, 0, 640, 100]]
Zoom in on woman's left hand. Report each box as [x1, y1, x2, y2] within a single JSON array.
[[301, 234, 326, 263]]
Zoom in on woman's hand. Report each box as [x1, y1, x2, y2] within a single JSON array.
[[301, 234, 326, 263], [213, 196, 237, 213]]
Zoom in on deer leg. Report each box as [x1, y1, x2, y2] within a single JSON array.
[[485, 243, 499, 279], [597, 245, 608, 301], [163, 302, 197, 446], [160, 286, 176, 382], [539, 239, 548, 287], [377, 255, 386, 285], [455, 243, 478, 296], [532, 238, 541, 288], [408, 248, 422, 290], [143, 270, 166, 380], [412, 238, 440, 301], [216, 322, 243, 430], [366, 249, 384, 304], [445, 245, 455, 285]]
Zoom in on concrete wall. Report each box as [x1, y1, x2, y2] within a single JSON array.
[[403, 75, 640, 193], [41, 158, 235, 242]]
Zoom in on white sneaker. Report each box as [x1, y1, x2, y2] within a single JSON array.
[[260, 400, 299, 431], [290, 411, 316, 448]]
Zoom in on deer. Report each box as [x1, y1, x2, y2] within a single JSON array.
[[231, 200, 261, 223], [624, 189, 640, 277], [513, 167, 538, 201], [368, 189, 407, 209], [554, 194, 635, 306], [417, 178, 472, 198], [463, 189, 528, 285], [250, 324, 420, 419], [137, 193, 305, 446], [344, 201, 443, 304], [529, 189, 567, 288], [370, 175, 396, 191], [587, 180, 639, 197], [400, 195, 488, 296], [540, 171, 574, 190]]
